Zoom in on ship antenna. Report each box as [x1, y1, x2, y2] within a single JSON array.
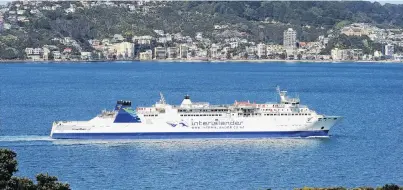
[[275, 85, 279, 102], [159, 92, 166, 104], [276, 85, 280, 95]]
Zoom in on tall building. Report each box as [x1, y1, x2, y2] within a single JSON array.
[[257, 43, 267, 59], [179, 44, 188, 59], [167, 47, 178, 59], [384, 44, 394, 57], [111, 42, 134, 59], [283, 28, 297, 50], [154, 47, 166, 59], [139, 50, 152, 60]]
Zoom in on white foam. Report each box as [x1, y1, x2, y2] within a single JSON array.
[[0, 135, 54, 142]]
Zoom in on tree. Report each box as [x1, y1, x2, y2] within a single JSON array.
[[7, 177, 36, 190], [36, 174, 70, 190], [243, 52, 249, 59], [297, 54, 302, 60], [378, 184, 400, 190], [0, 48, 19, 60], [279, 53, 286, 60], [226, 51, 232, 59], [48, 52, 54, 60], [0, 148, 70, 190], [0, 149, 17, 188]]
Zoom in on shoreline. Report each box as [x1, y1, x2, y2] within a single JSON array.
[[0, 59, 402, 64]]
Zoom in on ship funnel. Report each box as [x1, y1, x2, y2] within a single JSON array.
[[181, 95, 192, 107], [115, 100, 132, 110]]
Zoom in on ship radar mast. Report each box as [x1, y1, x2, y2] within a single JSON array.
[[159, 92, 166, 104], [276, 86, 300, 104]]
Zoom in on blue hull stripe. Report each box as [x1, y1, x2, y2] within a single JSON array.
[[51, 130, 329, 139]]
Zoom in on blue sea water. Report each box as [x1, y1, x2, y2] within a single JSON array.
[[0, 61, 403, 189]]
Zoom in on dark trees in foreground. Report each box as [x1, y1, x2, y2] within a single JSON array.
[[0, 149, 70, 190]]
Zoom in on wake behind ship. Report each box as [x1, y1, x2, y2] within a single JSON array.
[[50, 87, 342, 139]]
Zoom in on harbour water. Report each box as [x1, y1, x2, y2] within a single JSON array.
[[1, 61, 403, 189]]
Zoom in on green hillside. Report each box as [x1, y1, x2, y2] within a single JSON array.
[[1, 1, 403, 59]]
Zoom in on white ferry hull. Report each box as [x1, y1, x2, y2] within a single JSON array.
[[51, 116, 341, 139], [51, 88, 343, 139], [51, 130, 329, 139]]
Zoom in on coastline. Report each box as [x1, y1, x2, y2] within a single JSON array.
[[0, 59, 402, 64]]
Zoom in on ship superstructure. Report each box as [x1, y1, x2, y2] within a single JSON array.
[[51, 87, 342, 139]]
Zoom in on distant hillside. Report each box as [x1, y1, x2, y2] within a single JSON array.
[[1, 1, 403, 59]]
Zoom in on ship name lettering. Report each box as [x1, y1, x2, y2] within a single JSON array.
[[192, 121, 243, 126]]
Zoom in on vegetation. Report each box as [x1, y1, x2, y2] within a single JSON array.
[[294, 185, 403, 190], [1, 1, 403, 59], [1, 148, 402, 190], [0, 149, 70, 190], [321, 34, 383, 54]]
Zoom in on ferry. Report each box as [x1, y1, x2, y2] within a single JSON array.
[[50, 87, 342, 139]]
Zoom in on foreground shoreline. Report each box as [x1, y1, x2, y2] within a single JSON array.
[[0, 59, 402, 64]]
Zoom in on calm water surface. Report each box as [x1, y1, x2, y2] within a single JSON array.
[[0, 62, 403, 189]]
